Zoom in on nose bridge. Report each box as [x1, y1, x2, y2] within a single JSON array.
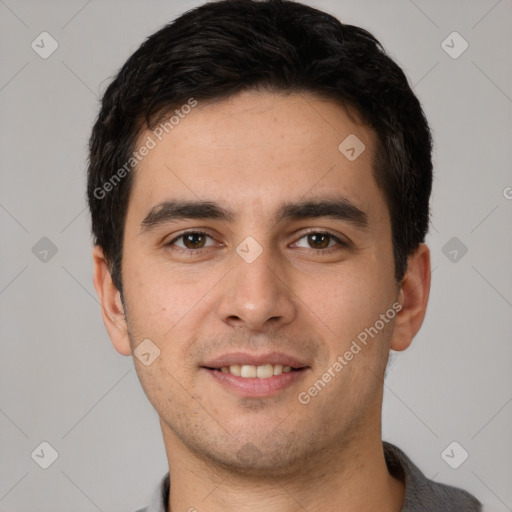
[[217, 238, 296, 330]]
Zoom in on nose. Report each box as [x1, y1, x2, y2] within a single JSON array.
[[216, 244, 297, 332]]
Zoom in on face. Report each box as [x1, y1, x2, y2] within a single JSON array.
[[107, 90, 405, 475]]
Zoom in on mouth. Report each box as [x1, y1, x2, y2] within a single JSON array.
[[204, 363, 304, 379], [200, 352, 310, 397]]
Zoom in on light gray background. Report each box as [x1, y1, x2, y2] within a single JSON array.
[[1, 0, 511, 511]]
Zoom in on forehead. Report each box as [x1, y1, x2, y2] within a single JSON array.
[[127, 90, 386, 226]]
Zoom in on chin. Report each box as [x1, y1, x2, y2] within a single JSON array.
[[194, 433, 310, 479]]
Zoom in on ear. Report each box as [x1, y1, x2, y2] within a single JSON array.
[[390, 243, 431, 352], [92, 245, 132, 356]]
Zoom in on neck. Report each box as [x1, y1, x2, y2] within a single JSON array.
[[161, 417, 405, 512]]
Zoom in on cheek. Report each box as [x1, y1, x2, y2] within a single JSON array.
[[122, 261, 173, 349], [123, 251, 219, 346], [304, 261, 392, 342], [133, 362, 197, 426]]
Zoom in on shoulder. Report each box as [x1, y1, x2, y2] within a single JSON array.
[[383, 442, 482, 512]]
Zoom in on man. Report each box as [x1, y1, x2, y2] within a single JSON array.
[[87, 0, 482, 510]]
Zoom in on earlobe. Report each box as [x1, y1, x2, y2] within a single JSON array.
[[390, 244, 431, 352], [92, 245, 133, 356]]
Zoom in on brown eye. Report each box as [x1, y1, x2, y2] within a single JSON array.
[[182, 233, 206, 249], [294, 231, 346, 251], [307, 233, 331, 249], [168, 231, 215, 251]]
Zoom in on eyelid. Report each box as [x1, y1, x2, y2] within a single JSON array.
[[166, 228, 350, 253], [167, 230, 218, 250], [291, 229, 350, 250]]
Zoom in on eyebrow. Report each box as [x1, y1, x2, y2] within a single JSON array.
[[139, 197, 369, 234]]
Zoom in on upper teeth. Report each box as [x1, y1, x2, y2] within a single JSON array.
[[220, 364, 293, 378]]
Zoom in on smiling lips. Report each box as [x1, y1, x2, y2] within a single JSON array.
[[202, 351, 308, 375], [202, 352, 309, 396], [219, 363, 293, 378]]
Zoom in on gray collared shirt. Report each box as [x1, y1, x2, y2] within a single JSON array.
[[135, 441, 482, 512]]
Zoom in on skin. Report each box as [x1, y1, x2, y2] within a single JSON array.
[[93, 90, 430, 511]]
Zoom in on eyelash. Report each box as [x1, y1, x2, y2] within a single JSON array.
[[166, 230, 349, 256]]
